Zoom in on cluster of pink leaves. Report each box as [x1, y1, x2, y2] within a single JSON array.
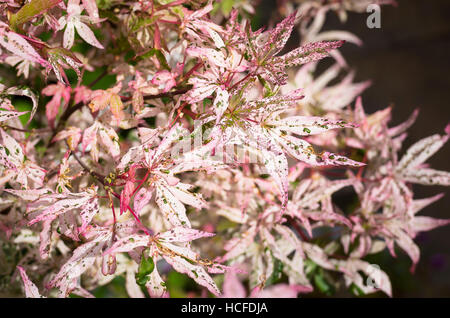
[[0, 0, 448, 298]]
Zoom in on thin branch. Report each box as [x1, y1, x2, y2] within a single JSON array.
[[121, 87, 191, 102], [47, 101, 83, 145], [288, 216, 309, 242], [67, 141, 106, 184], [88, 68, 109, 89], [2, 125, 52, 133]]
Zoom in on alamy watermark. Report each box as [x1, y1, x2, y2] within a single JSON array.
[[367, 4, 382, 29]]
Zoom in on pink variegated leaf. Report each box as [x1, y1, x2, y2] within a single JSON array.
[[79, 197, 99, 232], [125, 266, 145, 298], [151, 71, 177, 93], [261, 148, 289, 208], [157, 227, 215, 243], [319, 151, 365, 167], [109, 94, 125, 125], [81, 0, 100, 21], [4, 188, 51, 201], [302, 242, 335, 271], [171, 158, 228, 174], [222, 272, 246, 298], [97, 123, 121, 159], [274, 40, 345, 68], [409, 193, 444, 215], [0, 128, 24, 168], [246, 88, 304, 116], [222, 227, 257, 261], [27, 190, 97, 226], [104, 234, 150, 255], [58, 211, 79, 241], [39, 219, 53, 259], [120, 180, 135, 215], [397, 132, 449, 171], [82, 123, 98, 153], [17, 266, 44, 298], [186, 84, 217, 103], [207, 28, 225, 48], [150, 123, 189, 165], [3, 86, 39, 123], [74, 20, 104, 49], [314, 30, 363, 46], [168, 182, 208, 210], [410, 216, 450, 233], [145, 267, 169, 298], [388, 109, 419, 137], [392, 227, 420, 270], [164, 255, 221, 296], [52, 126, 82, 150], [155, 181, 190, 228], [401, 168, 450, 186], [186, 47, 227, 69], [42, 83, 71, 128], [267, 116, 358, 136], [62, 18, 75, 49], [159, 241, 200, 261], [336, 259, 392, 297], [0, 110, 28, 123], [0, 31, 48, 67], [213, 88, 229, 123], [49, 231, 110, 296], [134, 187, 153, 214], [264, 11, 297, 56], [138, 127, 159, 145], [270, 131, 363, 167]]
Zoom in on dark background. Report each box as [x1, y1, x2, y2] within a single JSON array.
[[257, 0, 450, 297]]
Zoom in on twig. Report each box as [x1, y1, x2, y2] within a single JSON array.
[[88, 68, 109, 89], [2, 125, 52, 133], [67, 141, 106, 184], [288, 216, 309, 241], [121, 87, 191, 102]]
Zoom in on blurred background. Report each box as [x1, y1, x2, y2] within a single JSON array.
[[254, 0, 450, 297], [337, 0, 450, 297]]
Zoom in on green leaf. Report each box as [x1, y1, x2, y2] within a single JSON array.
[[267, 257, 284, 285], [9, 0, 62, 31], [350, 283, 366, 297], [314, 273, 332, 295], [221, 0, 235, 16], [135, 251, 155, 286], [135, 49, 170, 70]]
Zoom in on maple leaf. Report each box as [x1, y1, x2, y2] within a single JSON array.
[[331, 259, 392, 297], [48, 228, 111, 296], [42, 83, 71, 128], [58, 0, 104, 49], [45, 46, 84, 84], [0, 84, 39, 123], [0, 129, 46, 189], [237, 12, 344, 86], [213, 89, 363, 208], [117, 124, 209, 228], [0, 109, 28, 123], [89, 84, 125, 125], [0, 23, 49, 69], [81, 121, 121, 162], [17, 266, 44, 298], [396, 127, 450, 186], [27, 187, 99, 234], [105, 227, 222, 296]]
